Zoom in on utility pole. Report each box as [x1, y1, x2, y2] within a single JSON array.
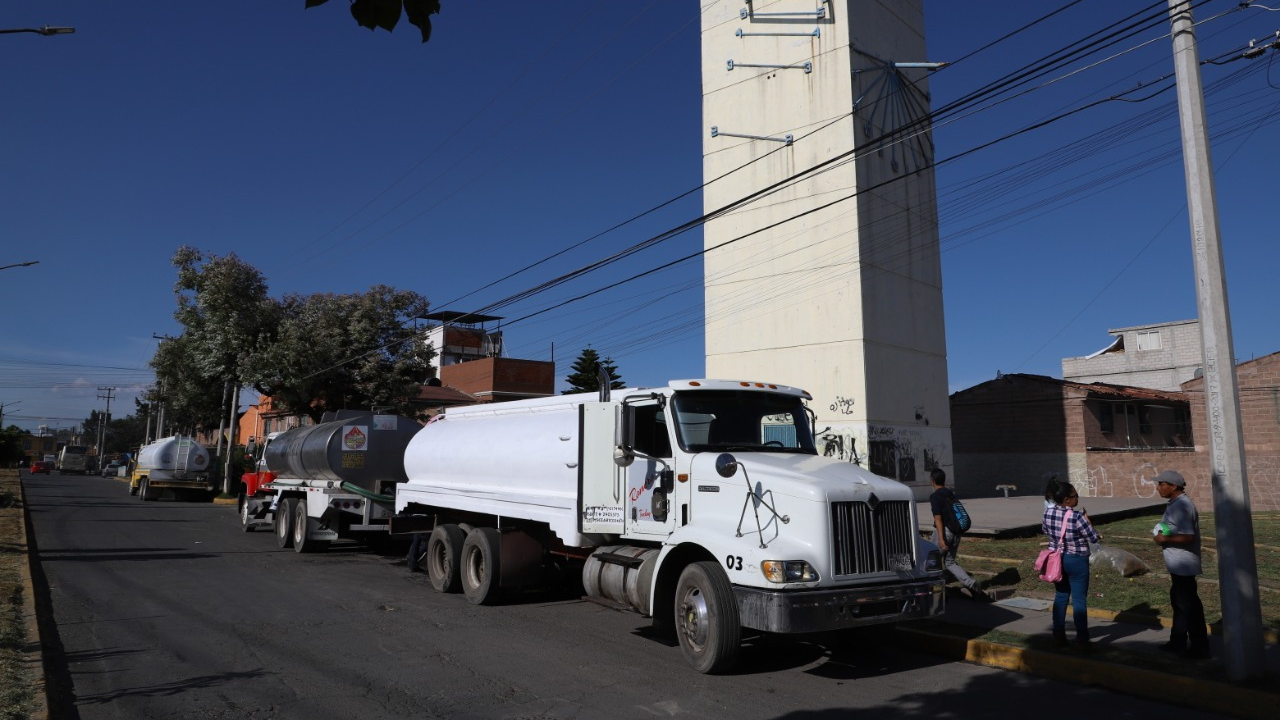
[[223, 383, 240, 495], [1167, 0, 1264, 681], [96, 387, 115, 463], [0, 399, 21, 428]]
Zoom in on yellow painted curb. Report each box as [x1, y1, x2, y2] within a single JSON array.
[[898, 627, 1276, 720], [17, 477, 50, 720]]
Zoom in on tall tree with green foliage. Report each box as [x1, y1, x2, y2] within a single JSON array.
[[562, 348, 623, 395], [242, 285, 433, 422], [148, 333, 228, 433], [154, 247, 278, 435]]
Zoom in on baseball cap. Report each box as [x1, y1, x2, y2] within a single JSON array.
[[1153, 470, 1186, 487]]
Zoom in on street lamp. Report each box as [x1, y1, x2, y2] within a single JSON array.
[[0, 26, 75, 36]]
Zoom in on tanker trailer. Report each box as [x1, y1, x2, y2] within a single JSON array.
[[238, 411, 422, 553], [130, 436, 214, 501], [393, 379, 945, 674]]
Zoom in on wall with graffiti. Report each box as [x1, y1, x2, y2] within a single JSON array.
[[815, 422, 951, 495]]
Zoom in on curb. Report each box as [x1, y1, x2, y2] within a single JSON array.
[[896, 625, 1276, 720], [17, 477, 50, 720]]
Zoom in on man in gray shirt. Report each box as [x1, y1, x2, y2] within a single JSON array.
[[1152, 470, 1210, 660]]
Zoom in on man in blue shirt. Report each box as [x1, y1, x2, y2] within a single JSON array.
[[1152, 470, 1210, 660]]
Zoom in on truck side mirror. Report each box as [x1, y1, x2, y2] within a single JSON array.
[[615, 405, 635, 451], [613, 447, 635, 468], [659, 468, 674, 493], [715, 453, 739, 478]]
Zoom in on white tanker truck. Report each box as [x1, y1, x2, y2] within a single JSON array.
[[238, 411, 422, 552], [130, 436, 214, 500], [393, 379, 945, 674]]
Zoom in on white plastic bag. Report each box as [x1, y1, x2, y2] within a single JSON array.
[[1089, 543, 1150, 577]]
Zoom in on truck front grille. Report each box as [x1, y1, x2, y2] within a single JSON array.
[[830, 500, 915, 576]]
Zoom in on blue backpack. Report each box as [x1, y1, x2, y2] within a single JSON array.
[[944, 491, 972, 535]]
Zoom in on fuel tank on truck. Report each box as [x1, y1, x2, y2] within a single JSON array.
[[264, 412, 422, 491], [400, 395, 589, 544], [137, 436, 210, 477]]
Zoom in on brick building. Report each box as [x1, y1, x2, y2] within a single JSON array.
[[1181, 351, 1280, 512], [1062, 319, 1202, 392], [951, 374, 1194, 501]]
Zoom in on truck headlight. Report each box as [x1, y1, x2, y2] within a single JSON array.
[[761, 560, 819, 583], [925, 549, 942, 572]]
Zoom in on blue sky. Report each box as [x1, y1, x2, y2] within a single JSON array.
[[3, 1, 1277, 433]]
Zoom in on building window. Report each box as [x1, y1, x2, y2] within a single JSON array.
[[1138, 406, 1152, 434], [1099, 403, 1114, 433], [1135, 330, 1162, 351]]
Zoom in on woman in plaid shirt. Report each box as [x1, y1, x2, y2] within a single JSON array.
[[1042, 482, 1101, 650]]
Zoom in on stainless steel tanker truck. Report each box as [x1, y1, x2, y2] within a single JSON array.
[[392, 379, 945, 674], [237, 411, 422, 552], [130, 435, 215, 500]]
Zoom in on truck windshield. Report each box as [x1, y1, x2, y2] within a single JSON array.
[[671, 390, 817, 454]]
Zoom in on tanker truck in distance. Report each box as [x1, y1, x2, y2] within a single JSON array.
[[238, 411, 422, 552], [394, 379, 945, 674], [130, 436, 214, 500]]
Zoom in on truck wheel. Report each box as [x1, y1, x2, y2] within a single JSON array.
[[129, 481, 138, 496], [426, 525, 465, 593], [140, 478, 154, 502], [293, 497, 328, 553], [460, 527, 502, 605], [238, 492, 254, 532], [275, 498, 296, 549], [675, 561, 741, 674]]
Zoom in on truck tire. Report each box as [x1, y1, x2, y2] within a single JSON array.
[[292, 497, 329, 553], [275, 498, 296, 549], [675, 561, 741, 674], [238, 492, 254, 532], [140, 477, 154, 502], [426, 525, 465, 594], [129, 481, 138, 496], [460, 527, 502, 605]]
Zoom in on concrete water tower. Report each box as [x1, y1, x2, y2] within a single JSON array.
[[701, 0, 950, 495]]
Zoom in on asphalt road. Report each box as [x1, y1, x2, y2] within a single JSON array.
[[23, 471, 1224, 719]]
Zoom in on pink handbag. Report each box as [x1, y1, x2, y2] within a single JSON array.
[[1035, 508, 1071, 582]]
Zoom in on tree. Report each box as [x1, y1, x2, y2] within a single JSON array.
[[162, 247, 279, 435], [306, 0, 442, 43], [242, 285, 433, 423], [0, 425, 24, 467], [148, 334, 227, 433], [562, 348, 623, 395]]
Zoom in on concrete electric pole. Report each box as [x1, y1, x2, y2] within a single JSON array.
[[1166, 0, 1265, 681], [96, 387, 115, 465]]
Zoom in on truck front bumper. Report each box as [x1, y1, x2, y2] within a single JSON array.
[[734, 577, 945, 633], [148, 480, 214, 491]]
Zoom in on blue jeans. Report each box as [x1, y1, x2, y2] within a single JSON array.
[[1053, 553, 1090, 639]]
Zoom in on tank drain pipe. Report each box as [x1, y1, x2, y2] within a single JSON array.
[[340, 481, 394, 503]]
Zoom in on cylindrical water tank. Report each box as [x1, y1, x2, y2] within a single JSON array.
[[263, 413, 421, 491], [582, 545, 659, 615], [136, 436, 210, 477]]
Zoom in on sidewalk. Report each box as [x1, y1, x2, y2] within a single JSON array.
[[904, 495, 1279, 718], [893, 581, 1280, 719]]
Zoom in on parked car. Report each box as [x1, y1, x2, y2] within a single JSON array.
[[101, 461, 123, 477], [30, 460, 53, 474]]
